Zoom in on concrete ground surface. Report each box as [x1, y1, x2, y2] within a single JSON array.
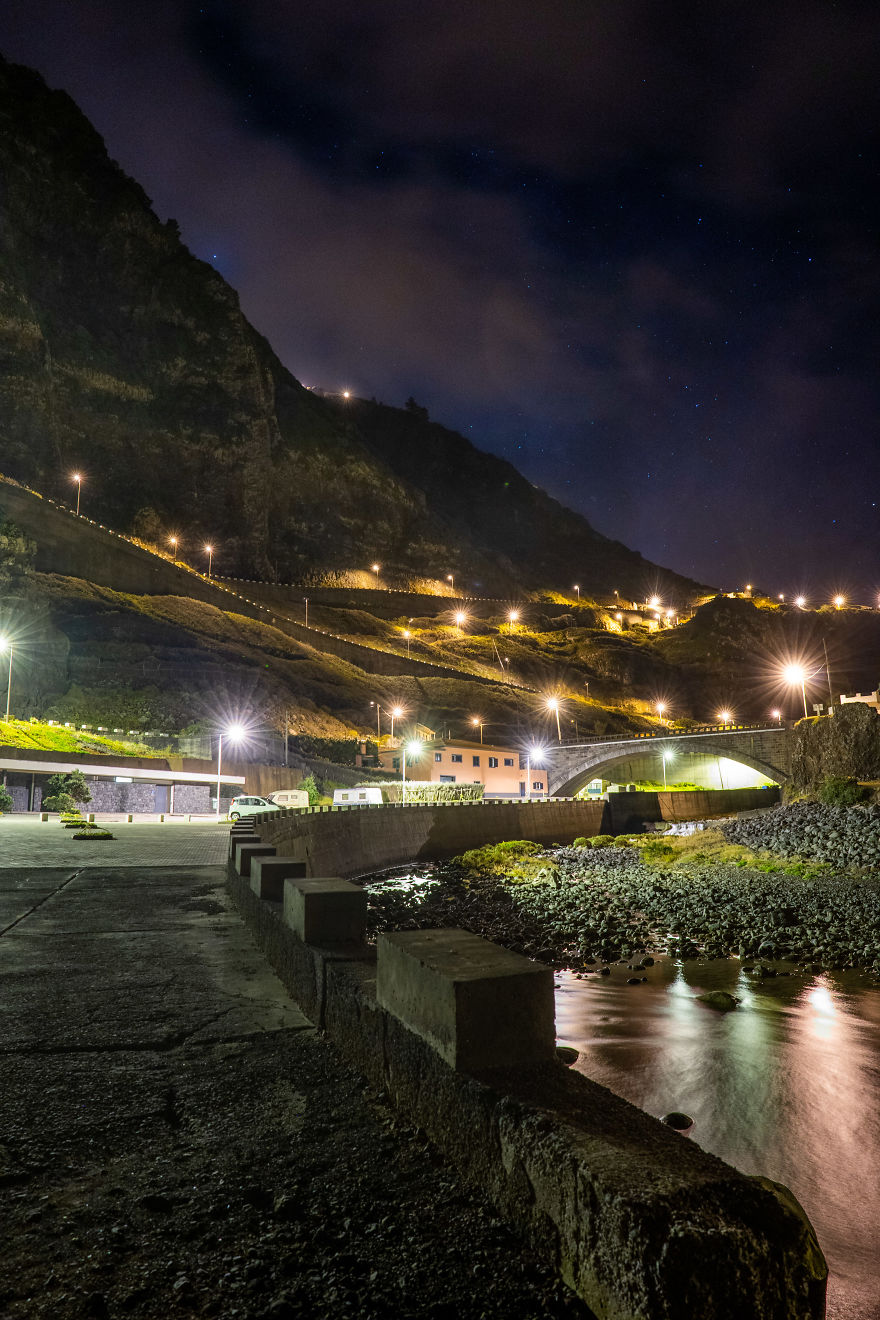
[[0, 819, 230, 868], [0, 854, 592, 1319]]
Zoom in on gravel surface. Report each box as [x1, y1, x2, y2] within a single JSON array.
[[0, 864, 592, 1320], [366, 803, 880, 976]]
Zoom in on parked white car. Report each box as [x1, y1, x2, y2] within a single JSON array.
[[228, 795, 281, 821], [267, 788, 310, 809]]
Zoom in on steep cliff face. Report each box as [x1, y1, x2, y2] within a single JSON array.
[[0, 54, 704, 599]]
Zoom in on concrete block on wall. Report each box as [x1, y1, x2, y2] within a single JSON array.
[[283, 876, 367, 945], [376, 928, 555, 1072], [251, 856, 307, 902], [234, 841, 275, 877]]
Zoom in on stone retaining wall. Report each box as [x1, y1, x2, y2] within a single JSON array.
[[258, 798, 610, 877], [226, 866, 827, 1319]]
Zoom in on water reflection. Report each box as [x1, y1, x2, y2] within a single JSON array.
[[555, 960, 880, 1320]]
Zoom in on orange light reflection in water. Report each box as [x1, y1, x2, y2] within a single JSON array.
[[555, 960, 880, 1319]]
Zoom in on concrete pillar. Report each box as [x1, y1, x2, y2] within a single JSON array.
[[234, 841, 275, 877], [283, 876, 367, 945], [376, 928, 555, 1072], [228, 830, 258, 859], [251, 856, 307, 902]]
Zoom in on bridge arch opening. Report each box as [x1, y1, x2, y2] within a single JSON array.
[[554, 748, 784, 799]]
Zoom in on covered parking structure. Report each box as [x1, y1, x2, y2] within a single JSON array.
[[0, 750, 245, 815]]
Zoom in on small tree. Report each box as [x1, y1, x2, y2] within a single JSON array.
[[299, 773, 321, 806], [42, 770, 92, 812], [0, 785, 13, 813]]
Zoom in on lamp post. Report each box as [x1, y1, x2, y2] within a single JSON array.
[[215, 723, 245, 819], [718, 709, 733, 727], [526, 746, 545, 801], [573, 585, 580, 601], [304, 598, 309, 627], [401, 739, 423, 805], [168, 536, 178, 560], [783, 665, 809, 719], [508, 610, 519, 633], [403, 629, 411, 656], [204, 544, 214, 578], [372, 563, 380, 584], [661, 750, 673, 790], [454, 611, 467, 634], [0, 638, 13, 722], [547, 697, 562, 742], [471, 717, 483, 744], [447, 573, 454, 591], [390, 705, 403, 742], [656, 701, 666, 723], [72, 473, 82, 516]]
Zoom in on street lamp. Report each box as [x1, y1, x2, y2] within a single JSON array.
[[401, 739, 423, 804], [168, 535, 178, 559], [447, 573, 454, 590], [471, 717, 484, 744], [795, 596, 806, 608], [372, 563, 380, 584], [718, 709, 733, 726], [661, 749, 674, 790], [783, 664, 809, 719], [649, 595, 661, 609], [304, 597, 309, 627], [204, 544, 214, 578], [215, 723, 245, 819], [526, 746, 546, 801], [403, 629, 411, 656], [390, 705, 404, 741], [454, 611, 467, 632], [573, 585, 580, 601], [72, 472, 82, 516], [547, 697, 562, 742], [0, 638, 13, 722], [833, 595, 845, 610], [369, 701, 382, 740], [771, 709, 782, 724], [656, 702, 666, 722], [508, 609, 519, 632]]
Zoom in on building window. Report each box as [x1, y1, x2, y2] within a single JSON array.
[[504, 758, 514, 767], [440, 775, 456, 783], [472, 755, 480, 766], [488, 757, 498, 768], [473, 780, 481, 785], [434, 753, 442, 762], [532, 781, 543, 791], [451, 754, 462, 763]]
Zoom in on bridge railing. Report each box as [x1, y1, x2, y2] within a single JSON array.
[[555, 723, 782, 748]]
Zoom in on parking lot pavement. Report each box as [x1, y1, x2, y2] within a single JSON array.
[[0, 817, 230, 867]]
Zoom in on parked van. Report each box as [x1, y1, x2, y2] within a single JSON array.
[[266, 788, 310, 810], [332, 787, 385, 806]]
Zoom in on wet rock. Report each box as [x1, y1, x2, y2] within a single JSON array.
[[696, 991, 740, 1012], [660, 1112, 694, 1133], [555, 1046, 579, 1066]]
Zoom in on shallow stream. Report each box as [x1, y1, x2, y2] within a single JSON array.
[[555, 959, 880, 1320]]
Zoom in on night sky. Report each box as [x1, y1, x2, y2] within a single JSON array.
[[3, 1, 879, 596]]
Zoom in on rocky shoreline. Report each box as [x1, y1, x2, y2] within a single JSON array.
[[365, 803, 880, 978]]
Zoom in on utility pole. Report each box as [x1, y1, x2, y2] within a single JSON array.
[[822, 639, 834, 709]]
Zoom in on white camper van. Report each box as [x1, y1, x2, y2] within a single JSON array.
[[332, 786, 385, 806], [266, 788, 310, 810]]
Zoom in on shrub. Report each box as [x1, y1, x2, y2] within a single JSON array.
[[44, 793, 76, 813], [456, 840, 542, 877], [817, 776, 872, 807], [298, 773, 321, 806], [0, 785, 13, 813], [73, 829, 114, 840], [589, 834, 615, 848]]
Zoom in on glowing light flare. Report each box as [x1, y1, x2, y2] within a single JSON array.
[[833, 595, 845, 609], [718, 709, 733, 724], [795, 596, 806, 608]]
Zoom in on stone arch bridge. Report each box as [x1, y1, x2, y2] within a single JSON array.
[[547, 725, 793, 796]]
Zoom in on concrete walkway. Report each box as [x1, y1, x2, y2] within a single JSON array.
[[0, 843, 589, 1317]]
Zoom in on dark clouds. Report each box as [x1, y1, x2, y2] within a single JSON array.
[[2, 0, 879, 593]]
